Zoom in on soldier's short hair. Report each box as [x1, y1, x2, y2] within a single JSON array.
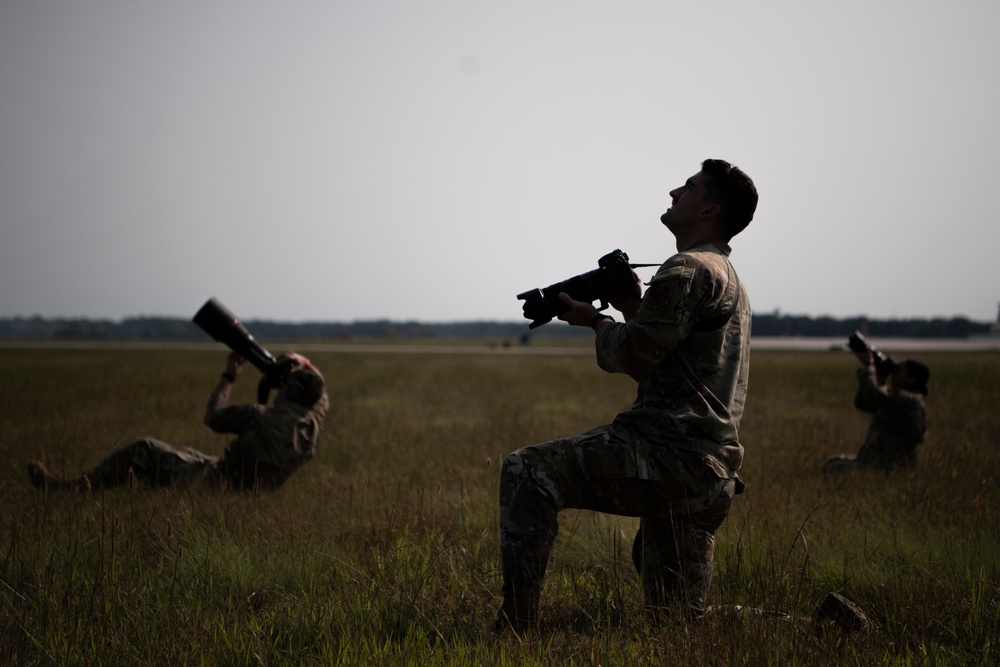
[[701, 159, 758, 239], [284, 370, 325, 408]]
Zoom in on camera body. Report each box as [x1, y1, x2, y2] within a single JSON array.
[[516, 249, 639, 329], [848, 330, 898, 377], [193, 297, 294, 403]]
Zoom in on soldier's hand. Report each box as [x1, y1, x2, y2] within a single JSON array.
[[225, 351, 246, 376], [853, 349, 874, 366], [609, 270, 642, 320], [556, 292, 601, 327]]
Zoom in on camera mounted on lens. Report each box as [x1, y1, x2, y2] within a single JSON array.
[[516, 249, 654, 329], [847, 330, 898, 378], [193, 297, 295, 404]]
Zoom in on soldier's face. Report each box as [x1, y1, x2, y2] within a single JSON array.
[[660, 171, 711, 233]]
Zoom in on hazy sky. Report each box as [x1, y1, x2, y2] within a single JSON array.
[[2, 0, 998, 325]]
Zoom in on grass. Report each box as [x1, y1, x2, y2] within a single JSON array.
[[1, 344, 998, 665]]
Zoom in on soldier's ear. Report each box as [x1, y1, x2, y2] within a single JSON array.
[[699, 203, 721, 219]]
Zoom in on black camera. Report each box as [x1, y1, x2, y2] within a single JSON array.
[[193, 297, 294, 403], [847, 330, 898, 377], [516, 249, 642, 329]]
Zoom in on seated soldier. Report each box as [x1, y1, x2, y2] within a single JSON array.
[[824, 347, 928, 473]]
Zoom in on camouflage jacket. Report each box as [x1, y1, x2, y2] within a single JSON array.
[[853, 365, 926, 468], [595, 241, 750, 478], [207, 393, 328, 490]]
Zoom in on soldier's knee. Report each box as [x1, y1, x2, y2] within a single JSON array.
[[124, 437, 157, 453]]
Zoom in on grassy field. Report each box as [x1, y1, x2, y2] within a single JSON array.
[[1, 344, 998, 665]]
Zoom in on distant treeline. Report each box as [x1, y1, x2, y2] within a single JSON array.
[[0, 314, 993, 341]]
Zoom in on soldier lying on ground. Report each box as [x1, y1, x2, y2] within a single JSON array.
[[28, 351, 327, 492]]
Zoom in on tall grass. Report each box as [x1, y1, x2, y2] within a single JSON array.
[[1, 345, 998, 665]]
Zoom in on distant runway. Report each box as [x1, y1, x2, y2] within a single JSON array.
[[2, 337, 999, 354], [750, 336, 1000, 352], [0, 339, 592, 355]]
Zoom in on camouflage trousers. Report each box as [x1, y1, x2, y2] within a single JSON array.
[[499, 425, 738, 616], [87, 437, 217, 490]]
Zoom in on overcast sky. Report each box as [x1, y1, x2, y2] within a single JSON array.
[[2, 0, 998, 325]]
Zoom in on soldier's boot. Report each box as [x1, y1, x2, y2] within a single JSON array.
[[813, 592, 869, 634], [27, 461, 87, 492], [492, 584, 540, 633], [823, 455, 860, 474]]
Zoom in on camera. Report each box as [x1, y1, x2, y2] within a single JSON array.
[[193, 297, 294, 403], [516, 249, 642, 329], [847, 330, 898, 377]]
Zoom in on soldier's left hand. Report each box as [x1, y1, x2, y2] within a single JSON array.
[[556, 292, 601, 327], [225, 351, 247, 376]]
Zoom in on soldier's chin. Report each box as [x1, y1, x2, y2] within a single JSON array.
[[660, 210, 670, 224]]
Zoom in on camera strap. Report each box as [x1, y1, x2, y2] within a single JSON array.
[[692, 264, 741, 333]]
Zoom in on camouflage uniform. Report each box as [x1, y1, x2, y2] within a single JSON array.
[[499, 241, 750, 617], [86, 393, 328, 491], [823, 365, 926, 472]]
